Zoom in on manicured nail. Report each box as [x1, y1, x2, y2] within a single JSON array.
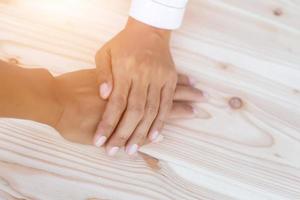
[[150, 131, 159, 142], [202, 91, 210, 100], [192, 106, 198, 115], [189, 76, 197, 86], [94, 136, 107, 147], [192, 106, 211, 119], [126, 144, 139, 155], [100, 82, 111, 99], [153, 134, 164, 143], [108, 147, 119, 156]]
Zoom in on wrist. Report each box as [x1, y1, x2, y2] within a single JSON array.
[[53, 69, 107, 144], [125, 17, 171, 42], [20, 68, 64, 128], [0, 61, 63, 128]]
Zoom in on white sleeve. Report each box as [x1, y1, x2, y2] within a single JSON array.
[[129, 0, 188, 30]]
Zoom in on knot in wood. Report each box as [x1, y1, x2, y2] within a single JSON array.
[[229, 97, 243, 109], [273, 8, 283, 16]]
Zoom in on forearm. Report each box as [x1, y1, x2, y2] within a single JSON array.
[[0, 60, 62, 127]]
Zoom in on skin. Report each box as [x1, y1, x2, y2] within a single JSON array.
[[0, 60, 204, 148], [95, 17, 178, 155]]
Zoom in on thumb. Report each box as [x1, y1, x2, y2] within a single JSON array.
[[96, 48, 113, 100]]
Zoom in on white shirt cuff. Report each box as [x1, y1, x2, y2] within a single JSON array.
[[129, 0, 188, 30]]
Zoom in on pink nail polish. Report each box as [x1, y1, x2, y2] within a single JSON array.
[[192, 106, 197, 114], [202, 91, 209, 100], [126, 144, 139, 155], [150, 131, 159, 141], [94, 124, 106, 147], [189, 76, 197, 86], [100, 83, 111, 99], [153, 135, 164, 143], [94, 136, 107, 147], [108, 147, 119, 156]]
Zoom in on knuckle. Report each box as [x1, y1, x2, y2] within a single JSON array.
[[137, 135, 147, 145], [128, 104, 144, 118], [124, 55, 137, 67], [117, 134, 129, 143], [155, 117, 165, 126], [111, 95, 127, 110], [104, 123, 115, 133], [133, 131, 147, 142], [146, 103, 159, 116]]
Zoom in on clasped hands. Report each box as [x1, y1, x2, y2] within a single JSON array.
[[0, 59, 203, 157], [0, 18, 204, 157], [55, 69, 203, 156]]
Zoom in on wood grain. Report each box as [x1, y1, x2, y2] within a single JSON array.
[[0, 119, 232, 200], [0, 0, 299, 199]]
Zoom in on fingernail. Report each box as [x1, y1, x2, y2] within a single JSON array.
[[153, 134, 164, 143], [108, 147, 119, 156], [192, 106, 198, 114], [126, 144, 139, 155], [150, 131, 159, 142], [202, 91, 210, 100], [189, 76, 197, 86], [100, 82, 111, 99], [94, 136, 107, 147], [192, 106, 211, 119]]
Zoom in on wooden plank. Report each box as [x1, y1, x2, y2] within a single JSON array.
[[178, 0, 300, 88], [0, 119, 231, 200], [206, 0, 300, 32], [0, 0, 299, 199]]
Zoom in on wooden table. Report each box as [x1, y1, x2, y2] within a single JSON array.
[[0, 0, 299, 199]]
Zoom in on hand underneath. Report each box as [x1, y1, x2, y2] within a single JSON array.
[[95, 17, 178, 155], [55, 70, 204, 155]]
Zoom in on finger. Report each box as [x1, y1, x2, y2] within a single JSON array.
[[177, 74, 197, 86], [96, 48, 113, 99], [168, 103, 195, 119], [93, 77, 130, 148], [148, 82, 176, 142], [105, 81, 148, 156], [125, 85, 160, 155], [142, 102, 196, 146], [177, 74, 190, 85], [174, 85, 206, 102]]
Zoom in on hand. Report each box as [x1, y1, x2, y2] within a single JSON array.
[[55, 71, 204, 152], [0, 60, 204, 154], [95, 17, 178, 155]]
